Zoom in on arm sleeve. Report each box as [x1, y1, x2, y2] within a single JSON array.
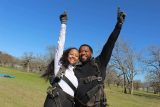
[[54, 23, 67, 75], [97, 22, 122, 67]]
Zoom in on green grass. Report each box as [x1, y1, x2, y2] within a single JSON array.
[[0, 66, 160, 107], [0, 66, 49, 107], [106, 85, 160, 107]]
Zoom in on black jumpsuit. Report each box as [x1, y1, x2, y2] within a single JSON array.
[[75, 22, 123, 107]]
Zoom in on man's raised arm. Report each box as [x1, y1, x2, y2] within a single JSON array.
[[97, 8, 126, 67]]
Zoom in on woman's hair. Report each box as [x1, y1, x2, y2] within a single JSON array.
[[41, 59, 54, 80], [41, 47, 78, 80]]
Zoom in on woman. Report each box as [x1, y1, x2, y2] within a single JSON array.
[[42, 12, 79, 107]]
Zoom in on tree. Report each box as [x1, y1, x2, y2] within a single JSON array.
[[111, 39, 139, 94], [0, 51, 15, 66], [30, 55, 48, 73], [133, 80, 142, 90], [21, 52, 34, 72], [105, 65, 119, 88], [143, 46, 160, 95], [45, 45, 56, 63]]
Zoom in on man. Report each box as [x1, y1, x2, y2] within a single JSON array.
[[74, 9, 126, 107]]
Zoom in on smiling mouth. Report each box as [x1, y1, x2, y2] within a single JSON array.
[[81, 55, 86, 58], [81, 55, 88, 60]]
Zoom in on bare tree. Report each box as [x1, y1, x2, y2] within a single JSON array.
[[133, 80, 142, 90], [124, 45, 137, 94], [45, 45, 56, 63], [105, 65, 119, 88], [30, 55, 48, 73], [0, 51, 15, 66], [111, 39, 138, 94], [21, 52, 34, 72], [111, 40, 127, 93], [143, 46, 160, 95]]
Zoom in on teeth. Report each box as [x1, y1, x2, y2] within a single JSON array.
[[82, 56, 86, 59]]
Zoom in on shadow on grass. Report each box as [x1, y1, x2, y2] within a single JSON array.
[[133, 92, 160, 100]]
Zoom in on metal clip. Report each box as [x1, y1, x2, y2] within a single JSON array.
[[97, 77, 102, 81]]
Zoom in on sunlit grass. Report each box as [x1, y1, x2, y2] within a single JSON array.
[[0, 66, 49, 107], [106, 84, 160, 107], [0, 66, 160, 107]]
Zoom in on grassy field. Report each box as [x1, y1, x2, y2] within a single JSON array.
[[106, 86, 160, 107], [0, 66, 160, 107], [0, 66, 48, 107]]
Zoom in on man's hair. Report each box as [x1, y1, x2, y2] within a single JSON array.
[[79, 44, 93, 53]]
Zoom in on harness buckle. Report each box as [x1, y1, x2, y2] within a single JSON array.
[[47, 86, 59, 98], [97, 77, 102, 81]]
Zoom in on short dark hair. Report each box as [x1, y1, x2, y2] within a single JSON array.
[[79, 44, 93, 53]]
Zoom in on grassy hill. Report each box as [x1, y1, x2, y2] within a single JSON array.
[[0, 66, 160, 107], [0, 66, 48, 107]]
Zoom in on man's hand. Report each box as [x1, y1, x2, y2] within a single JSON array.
[[60, 11, 68, 24], [117, 7, 126, 24]]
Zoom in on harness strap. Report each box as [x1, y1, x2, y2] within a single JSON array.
[[80, 76, 102, 84], [54, 96, 62, 107], [77, 60, 107, 106], [53, 65, 76, 93], [47, 85, 62, 107], [62, 75, 76, 92]]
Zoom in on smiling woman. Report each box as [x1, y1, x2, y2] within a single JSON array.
[[60, 48, 79, 67], [42, 12, 79, 107]]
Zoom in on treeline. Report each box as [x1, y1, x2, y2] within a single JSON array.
[[105, 39, 160, 95], [0, 46, 55, 74], [0, 39, 159, 95]]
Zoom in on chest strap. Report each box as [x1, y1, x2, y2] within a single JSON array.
[[53, 65, 76, 93], [62, 75, 76, 92], [80, 76, 102, 84]]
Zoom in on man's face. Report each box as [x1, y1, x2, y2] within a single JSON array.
[[79, 46, 92, 62]]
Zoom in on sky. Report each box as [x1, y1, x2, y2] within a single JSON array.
[[0, 0, 160, 81]]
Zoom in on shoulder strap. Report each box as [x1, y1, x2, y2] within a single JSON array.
[[57, 65, 66, 77], [53, 65, 66, 83], [93, 61, 105, 83], [54, 65, 76, 92], [92, 60, 100, 73], [62, 75, 76, 92]]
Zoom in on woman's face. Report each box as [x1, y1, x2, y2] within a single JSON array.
[[67, 49, 79, 65]]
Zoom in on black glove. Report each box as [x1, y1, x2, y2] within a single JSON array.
[[59, 11, 68, 24], [117, 8, 126, 24]]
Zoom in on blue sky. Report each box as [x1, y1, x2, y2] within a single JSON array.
[[0, 0, 160, 81]]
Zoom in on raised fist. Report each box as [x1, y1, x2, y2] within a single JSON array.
[[60, 11, 68, 24], [117, 8, 126, 24]]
